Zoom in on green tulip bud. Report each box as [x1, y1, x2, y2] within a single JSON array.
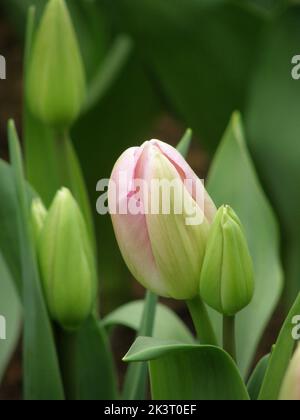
[[38, 188, 97, 330], [31, 197, 47, 244], [200, 205, 254, 316], [27, 0, 86, 129]]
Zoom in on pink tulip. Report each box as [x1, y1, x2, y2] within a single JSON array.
[[108, 139, 216, 300]]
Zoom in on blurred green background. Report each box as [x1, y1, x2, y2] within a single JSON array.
[[1, 0, 300, 399]]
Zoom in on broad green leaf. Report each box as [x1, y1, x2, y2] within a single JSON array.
[[247, 354, 270, 400], [0, 254, 21, 383], [104, 0, 265, 150], [207, 112, 283, 376], [259, 292, 300, 400], [124, 337, 249, 400], [102, 301, 194, 344], [8, 121, 64, 400], [76, 316, 117, 400], [245, 7, 300, 304]]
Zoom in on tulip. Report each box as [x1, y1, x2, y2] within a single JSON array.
[[200, 205, 254, 316], [279, 344, 300, 400], [31, 197, 47, 244], [27, 0, 86, 129], [38, 188, 97, 330], [108, 139, 216, 300]]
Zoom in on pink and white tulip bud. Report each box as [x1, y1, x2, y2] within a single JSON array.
[[108, 140, 216, 300], [279, 344, 300, 400]]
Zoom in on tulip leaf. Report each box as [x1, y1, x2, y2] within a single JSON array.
[[247, 354, 270, 400], [121, 292, 157, 400], [102, 300, 195, 344], [75, 316, 118, 400], [176, 129, 193, 158], [207, 112, 283, 376], [124, 337, 250, 400], [8, 121, 64, 400], [0, 160, 23, 294], [245, 7, 300, 305], [258, 291, 300, 400], [0, 254, 21, 383]]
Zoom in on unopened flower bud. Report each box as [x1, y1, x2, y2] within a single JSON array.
[[109, 140, 216, 300], [200, 205, 254, 316], [279, 344, 300, 400], [27, 0, 86, 129], [31, 197, 47, 244], [38, 188, 97, 330]]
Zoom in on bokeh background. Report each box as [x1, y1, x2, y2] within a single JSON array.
[[1, 0, 300, 399]]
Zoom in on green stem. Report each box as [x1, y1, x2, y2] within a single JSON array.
[[187, 296, 218, 345], [54, 130, 96, 255], [223, 315, 236, 362], [56, 327, 78, 400]]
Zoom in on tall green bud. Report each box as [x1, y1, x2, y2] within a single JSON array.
[[38, 188, 97, 330], [27, 0, 86, 129]]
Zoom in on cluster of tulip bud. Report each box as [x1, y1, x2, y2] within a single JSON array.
[[109, 140, 255, 316], [28, 0, 255, 341]]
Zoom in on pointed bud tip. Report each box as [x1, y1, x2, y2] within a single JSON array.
[[200, 205, 254, 316]]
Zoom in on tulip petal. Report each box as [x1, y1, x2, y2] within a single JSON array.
[[150, 139, 216, 223], [144, 147, 210, 299], [109, 147, 168, 296]]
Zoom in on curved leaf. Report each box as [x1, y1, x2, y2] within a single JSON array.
[[0, 254, 21, 382], [259, 291, 300, 400], [102, 301, 194, 344], [124, 337, 249, 400], [8, 121, 64, 400], [207, 112, 283, 375], [76, 316, 118, 400], [247, 354, 270, 400], [0, 160, 23, 294]]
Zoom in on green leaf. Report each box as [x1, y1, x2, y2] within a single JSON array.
[[8, 121, 64, 400], [124, 337, 249, 400], [102, 301, 194, 344], [76, 316, 117, 400], [207, 112, 283, 376], [121, 292, 157, 400], [245, 7, 300, 304], [0, 254, 21, 383], [247, 354, 270, 400], [105, 0, 265, 150], [258, 291, 300, 400], [0, 160, 23, 294]]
